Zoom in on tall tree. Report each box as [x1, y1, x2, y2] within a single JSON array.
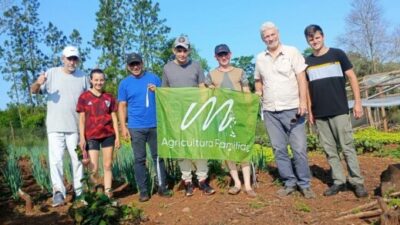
[[44, 22, 67, 67], [0, 0, 13, 34], [69, 29, 91, 70], [128, 0, 170, 72], [92, 0, 128, 95], [231, 56, 255, 91], [338, 0, 391, 74], [391, 25, 400, 62], [0, 0, 47, 106]]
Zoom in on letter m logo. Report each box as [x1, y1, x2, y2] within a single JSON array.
[[180, 96, 234, 132]]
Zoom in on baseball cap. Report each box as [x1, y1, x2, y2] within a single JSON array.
[[126, 53, 143, 64], [62, 46, 80, 58], [215, 44, 231, 55], [174, 36, 190, 49]]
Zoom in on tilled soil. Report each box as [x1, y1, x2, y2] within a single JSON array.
[[0, 154, 398, 225]]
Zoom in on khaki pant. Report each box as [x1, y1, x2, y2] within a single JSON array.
[[316, 114, 364, 185], [178, 159, 208, 182]]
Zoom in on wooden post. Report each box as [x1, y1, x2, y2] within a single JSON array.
[[377, 86, 388, 131], [364, 89, 374, 127]]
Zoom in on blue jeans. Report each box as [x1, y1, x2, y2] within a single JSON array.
[[129, 128, 167, 195], [263, 109, 311, 189]]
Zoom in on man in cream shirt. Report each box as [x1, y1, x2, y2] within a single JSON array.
[[254, 22, 315, 199]]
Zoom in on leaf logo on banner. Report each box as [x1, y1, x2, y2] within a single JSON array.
[[180, 96, 234, 132]]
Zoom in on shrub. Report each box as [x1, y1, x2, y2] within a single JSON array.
[[68, 171, 145, 225], [251, 144, 274, 172], [307, 134, 321, 151], [354, 128, 400, 153]]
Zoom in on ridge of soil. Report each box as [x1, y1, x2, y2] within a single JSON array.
[[0, 154, 398, 225]]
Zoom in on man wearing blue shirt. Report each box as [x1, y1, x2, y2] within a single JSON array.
[[118, 53, 172, 202]]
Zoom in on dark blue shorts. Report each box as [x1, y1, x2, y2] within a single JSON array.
[[86, 135, 115, 151]]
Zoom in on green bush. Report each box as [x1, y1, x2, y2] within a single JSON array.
[[307, 134, 321, 151], [69, 171, 144, 225], [251, 144, 274, 171], [354, 128, 400, 153]]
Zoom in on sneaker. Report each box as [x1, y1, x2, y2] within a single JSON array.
[[277, 186, 297, 197], [323, 184, 346, 196], [300, 187, 316, 199], [353, 184, 368, 198], [158, 187, 173, 198], [199, 180, 216, 195], [139, 192, 150, 202], [184, 181, 194, 197], [52, 191, 65, 207], [105, 188, 113, 199]]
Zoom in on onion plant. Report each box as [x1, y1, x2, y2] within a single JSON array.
[[29, 147, 51, 192], [1, 150, 23, 200]]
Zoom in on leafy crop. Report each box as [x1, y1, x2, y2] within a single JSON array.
[[1, 149, 23, 199]]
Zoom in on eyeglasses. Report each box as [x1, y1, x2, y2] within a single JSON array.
[[217, 52, 229, 57], [66, 56, 79, 61], [290, 114, 301, 124]]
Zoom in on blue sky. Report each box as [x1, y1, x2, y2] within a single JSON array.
[[1, 0, 400, 109]]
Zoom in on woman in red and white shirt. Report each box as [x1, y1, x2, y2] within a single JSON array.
[[76, 68, 120, 198]]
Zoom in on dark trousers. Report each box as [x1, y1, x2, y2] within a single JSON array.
[[129, 128, 167, 194]]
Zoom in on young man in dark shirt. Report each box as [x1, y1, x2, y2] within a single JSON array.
[[304, 24, 368, 198]]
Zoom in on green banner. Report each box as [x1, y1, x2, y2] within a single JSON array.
[[156, 87, 259, 162]]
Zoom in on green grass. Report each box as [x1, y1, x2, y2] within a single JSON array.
[[294, 201, 311, 212]]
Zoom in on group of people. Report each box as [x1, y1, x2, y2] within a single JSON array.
[[30, 21, 367, 207]]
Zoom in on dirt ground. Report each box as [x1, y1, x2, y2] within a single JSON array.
[[0, 154, 398, 225]]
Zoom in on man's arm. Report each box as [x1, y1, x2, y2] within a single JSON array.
[[31, 73, 46, 94], [118, 101, 130, 139], [296, 71, 308, 116], [345, 69, 363, 119], [306, 83, 314, 124], [255, 79, 263, 96]]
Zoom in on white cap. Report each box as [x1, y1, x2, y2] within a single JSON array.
[[62, 46, 80, 58]]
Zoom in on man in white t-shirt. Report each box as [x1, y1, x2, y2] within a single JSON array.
[[31, 46, 89, 206]]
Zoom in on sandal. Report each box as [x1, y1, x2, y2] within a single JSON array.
[[105, 188, 113, 199], [245, 189, 257, 198], [228, 186, 241, 195]]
